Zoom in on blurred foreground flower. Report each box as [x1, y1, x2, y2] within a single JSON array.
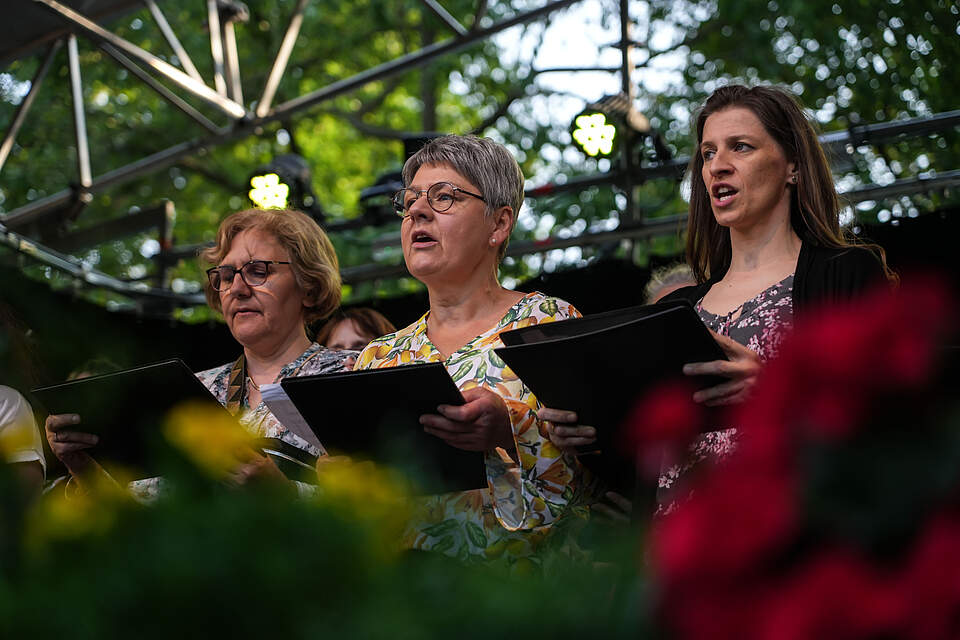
[[645, 278, 960, 640], [313, 456, 413, 556], [26, 471, 132, 549], [163, 401, 256, 479]]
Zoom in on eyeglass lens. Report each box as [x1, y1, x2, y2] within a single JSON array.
[[209, 261, 271, 290], [394, 182, 458, 214]]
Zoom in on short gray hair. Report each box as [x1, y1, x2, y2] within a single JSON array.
[[402, 135, 524, 261]]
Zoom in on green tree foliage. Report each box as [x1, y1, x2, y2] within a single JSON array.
[[0, 0, 956, 317]]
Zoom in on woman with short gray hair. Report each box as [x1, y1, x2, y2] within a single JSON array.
[[354, 134, 588, 563]]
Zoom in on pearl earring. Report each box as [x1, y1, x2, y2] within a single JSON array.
[[490, 237, 496, 245]]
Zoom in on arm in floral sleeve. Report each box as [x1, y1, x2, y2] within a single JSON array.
[[484, 298, 588, 531]]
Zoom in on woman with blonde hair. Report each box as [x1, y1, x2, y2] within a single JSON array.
[[47, 209, 352, 491]]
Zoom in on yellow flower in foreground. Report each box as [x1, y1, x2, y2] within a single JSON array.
[[164, 401, 256, 478], [26, 472, 131, 549], [0, 425, 33, 459], [314, 457, 413, 557]]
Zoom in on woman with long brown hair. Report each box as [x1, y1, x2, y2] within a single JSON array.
[[543, 85, 893, 501]]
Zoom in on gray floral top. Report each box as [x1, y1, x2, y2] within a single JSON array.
[[657, 274, 794, 512], [195, 342, 353, 457], [130, 343, 352, 500]]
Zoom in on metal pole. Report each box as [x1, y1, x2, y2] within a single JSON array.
[[0, 40, 62, 174], [144, 0, 205, 84], [100, 43, 222, 135], [222, 18, 243, 104], [272, 0, 581, 119], [67, 34, 93, 190], [0, 222, 206, 305], [618, 0, 636, 228], [207, 0, 228, 97], [419, 0, 468, 36], [256, 0, 310, 118], [32, 0, 246, 118]]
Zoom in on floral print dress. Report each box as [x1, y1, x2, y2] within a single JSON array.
[[354, 292, 591, 564], [657, 275, 795, 511]]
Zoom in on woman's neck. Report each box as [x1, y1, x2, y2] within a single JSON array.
[[243, 330, 311, 386], [424, 274, 523, 357], [426, 270, 512, 324], [727, 215, 801, 275]]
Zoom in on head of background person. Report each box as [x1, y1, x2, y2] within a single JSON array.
[[395, 134, 524, 290], [67, 356, 122, 381], [645, 262, 696, 304], [201, 209, 341, 357], [315, 307, 397, 352], [686, 84, 861, 283]]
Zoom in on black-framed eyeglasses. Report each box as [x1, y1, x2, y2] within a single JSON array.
[[206, 260, 291, 291], [392, 181, 486, 217]]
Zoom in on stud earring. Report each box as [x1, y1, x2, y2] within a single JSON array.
[[790, 175, 798, 184], [490, 237, 497, 245]]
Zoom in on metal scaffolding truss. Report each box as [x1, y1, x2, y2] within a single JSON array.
[[0, 0, 958, 312], [0, 0, 580, 229]]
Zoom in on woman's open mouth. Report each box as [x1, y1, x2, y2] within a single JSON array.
[[712, 184, 739, 206], [411, 230, 437, 248]]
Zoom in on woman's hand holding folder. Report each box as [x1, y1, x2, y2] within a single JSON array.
[[537, 408, 596, 453], [682, 330, 763, 407], [45, 413, 101, 481], [540, 330, 761, 453], [420, 387, 518, 461]]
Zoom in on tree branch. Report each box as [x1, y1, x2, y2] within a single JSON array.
[[323, 108, 410, 139], [178, 158, 245, 192], [469, 88, 526, 134]]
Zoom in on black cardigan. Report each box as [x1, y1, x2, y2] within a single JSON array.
[[661, 243, 888, 315]]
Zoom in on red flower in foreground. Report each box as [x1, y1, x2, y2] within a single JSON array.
[[900, 511, 960, 640], [651, 278, 959, 639], [624, 380, 704, 478], [652, 459, 796, 584]]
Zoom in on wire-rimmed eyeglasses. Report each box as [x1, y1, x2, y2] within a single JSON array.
[[206, 260, 291, 291], [392, 181, 485, 217]]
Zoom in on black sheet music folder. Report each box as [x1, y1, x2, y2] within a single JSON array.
[[279, 362, 486, 493], [495, 300, 727, 494], [31, 358, 226, 476]]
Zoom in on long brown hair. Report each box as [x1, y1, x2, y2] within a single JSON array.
[[685, 85, 893, 283]]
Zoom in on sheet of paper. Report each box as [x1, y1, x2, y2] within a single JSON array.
[[260, 383, 324, 452]]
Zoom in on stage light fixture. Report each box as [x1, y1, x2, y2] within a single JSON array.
[[247, 154, 324, 223], [248, 172, 289, 209], [572, 112, 617, 157]]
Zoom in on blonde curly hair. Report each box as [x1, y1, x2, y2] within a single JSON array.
[[201, 209, 341, 325]]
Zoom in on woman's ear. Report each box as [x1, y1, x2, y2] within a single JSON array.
[[491, 205, 514, 245], [787, 161, 799, 185]]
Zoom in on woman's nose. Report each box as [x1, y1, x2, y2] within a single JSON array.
[[407, 192, 434, 219], [709, 150, 732, 175]]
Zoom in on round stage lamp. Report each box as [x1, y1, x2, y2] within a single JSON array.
[[248, 172, 290, 209], [571, 112, 618, 157]]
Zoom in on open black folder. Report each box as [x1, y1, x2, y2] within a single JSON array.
[[31, 359, 227, 477], [32, 359, 313, 481], [274, 362, 487, 494], [494, 300, 726, 494]]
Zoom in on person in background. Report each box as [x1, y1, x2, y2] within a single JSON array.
[[45, 209, 352, 495], [352, 134, 591, 563], [543, 84, 894, 509], [0, 302, 47, 497], [315, 308, 396, 367], [0, 386, 46, 496], [644, 262, 696, 304]]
